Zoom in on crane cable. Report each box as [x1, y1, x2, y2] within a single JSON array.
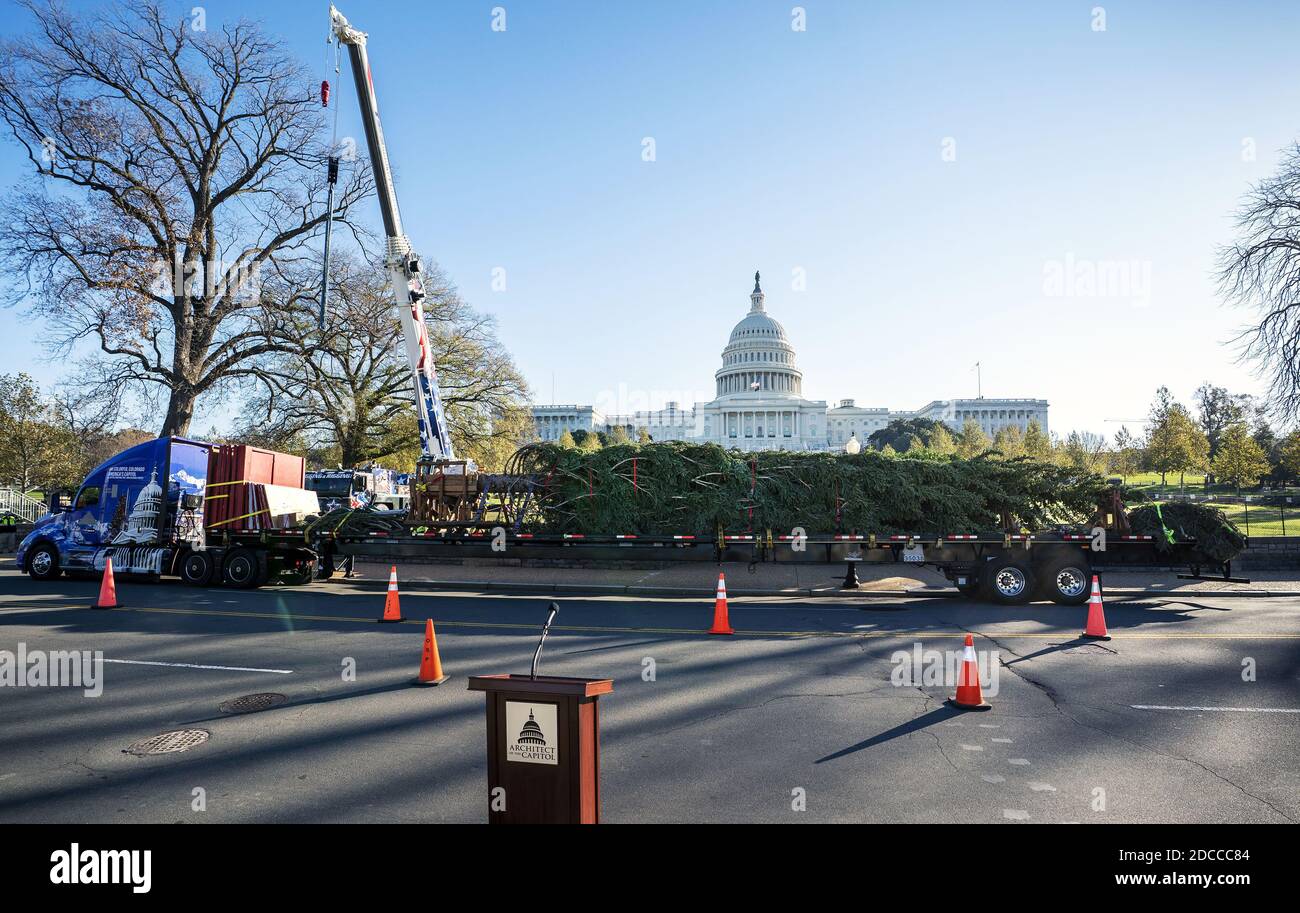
[[318, 20, 343, 330]]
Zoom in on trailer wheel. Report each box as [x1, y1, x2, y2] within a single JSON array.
[[983, 556, 1036, 605], [222, 547, 264, 589], [27, 543, 61, 581], [179, 550, 216, 587], [1039, 558, 1091, 605]]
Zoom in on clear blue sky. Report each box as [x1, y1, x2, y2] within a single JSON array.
[[1, 0, 1297, 437]]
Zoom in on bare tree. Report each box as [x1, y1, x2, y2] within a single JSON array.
[[0, 0, 372, 436], [1219, 142, 1300, 422], [240, 255, 532, 470]]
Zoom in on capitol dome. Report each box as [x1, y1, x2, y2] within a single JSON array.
[[517, 709, 546, 746], [715, 272, 803, 399]]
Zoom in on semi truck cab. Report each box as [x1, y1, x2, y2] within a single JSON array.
[[17, 436, 210, 580]]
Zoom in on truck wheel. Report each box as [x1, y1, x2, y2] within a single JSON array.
[[179, 550, 216, 587], [27, 543, 61, 581], [983, 556, 1036, 605], [1039, 558, 1091, 605], [222, 547, 264, 589]]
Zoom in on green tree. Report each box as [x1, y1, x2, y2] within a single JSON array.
[[954, 418, 991, 459], [1064, 431, 1109, 474], [558, 430, 576, 448], [0, 373, 82, 491], [607, 425, 632, 445], [992, 425, 1025, 459], [1022, 419, 1052, 461], [1111, 426, 1142, 480], [1145, 397, 1210, 488], [867, 417, 945, 451], [1212, 423, 1270, 490], [636, 426, 652, 444], [927, 424, 956, 455], [1194, 384, 1250, 459], [1278, 431, 1300, 481]]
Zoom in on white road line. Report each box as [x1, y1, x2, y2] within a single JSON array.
[[1130, 704, 1300, 714], [103, 659, 292, 674]]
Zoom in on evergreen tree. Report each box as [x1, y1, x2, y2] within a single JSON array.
[[955, 418, 991, 459], [1212, 423, 1270, 490]]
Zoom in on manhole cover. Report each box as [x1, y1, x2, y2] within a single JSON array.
[[125, 729, 210, 756], [219, 692, 288, 715]]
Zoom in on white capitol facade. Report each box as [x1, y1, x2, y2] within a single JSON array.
[[533, 274, 1048, 451]]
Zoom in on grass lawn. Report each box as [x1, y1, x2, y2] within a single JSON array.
[[1120, 471, 1300, 499], [1207, 502, 1294, 538]]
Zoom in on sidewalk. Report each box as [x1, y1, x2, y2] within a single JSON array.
[[354, 559, 1300, 598]]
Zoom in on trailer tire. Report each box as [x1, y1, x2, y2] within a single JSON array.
[[983, 556, 1036, 605], [179, 550, 216, 587], [222, 547, 264, 589], [27, 543, 61, 581], [1039, 557, 1091, 605]]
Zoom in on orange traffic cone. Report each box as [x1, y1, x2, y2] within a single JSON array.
[[1082, 575, 1111, 640], [379, 565, 403, 623], [709, 571, 734, 635], [92, 556, 119, 610], [947, 633, 991, 711], [413, 618, 448, 686]]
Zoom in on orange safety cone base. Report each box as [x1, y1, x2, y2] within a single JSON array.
[[92, 560, 119, 610], [709, 572, 733, 634], [379, 567, 403, 622], [413, 619, 447, 684], [1083, 576, 1110, 639], [91, 601, 121, 610], [945, 696, 992, 711]]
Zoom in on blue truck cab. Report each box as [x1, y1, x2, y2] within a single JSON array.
[[18, 436, 212, 581]]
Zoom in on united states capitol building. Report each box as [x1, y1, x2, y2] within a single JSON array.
[[533, 274, 1048, 451]]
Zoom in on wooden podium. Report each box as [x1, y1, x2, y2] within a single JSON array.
[[467, 673, 613, 824]]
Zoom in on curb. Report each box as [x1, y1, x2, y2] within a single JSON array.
[[326, 577, 1298, 599]]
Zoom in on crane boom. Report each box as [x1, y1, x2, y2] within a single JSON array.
[[329, 5, 455, 461]]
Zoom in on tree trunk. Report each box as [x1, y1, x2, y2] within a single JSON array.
[[160, 386, 198, 439]]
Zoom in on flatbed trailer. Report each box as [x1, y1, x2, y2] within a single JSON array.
[[319, 526, 1229, 605], [18, 438, 1239, 603]]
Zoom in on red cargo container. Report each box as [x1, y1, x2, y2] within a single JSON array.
[[205, 445, 306, 532]]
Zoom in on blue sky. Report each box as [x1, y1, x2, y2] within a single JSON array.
[[1, 0, 1298, 437]]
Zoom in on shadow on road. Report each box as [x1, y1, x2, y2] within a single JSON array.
[[814, 704, 963, 763]]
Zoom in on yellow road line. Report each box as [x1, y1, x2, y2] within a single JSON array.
[[96, 605, 1300, 640]]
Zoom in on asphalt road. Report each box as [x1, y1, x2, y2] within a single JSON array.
[[0, 558, 1296, 823]]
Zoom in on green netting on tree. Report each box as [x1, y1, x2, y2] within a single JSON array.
[[504, 442, 1109, 536], [1127, 502, 1247, 564]]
